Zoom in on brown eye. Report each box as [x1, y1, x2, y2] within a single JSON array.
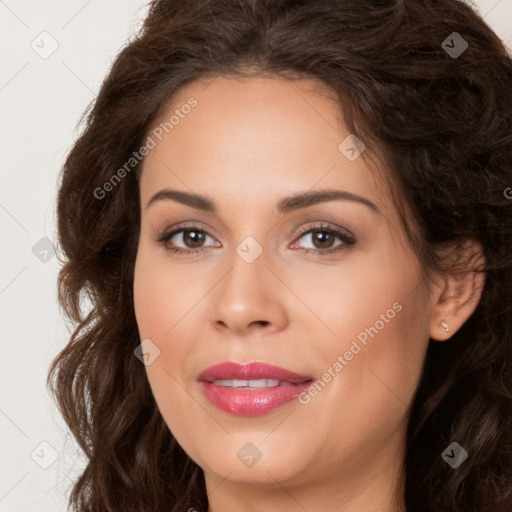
[[181, 229, 206, 248], [290, 224, 356, 255], [309, 229, 336, 249], [156, 226, 220, 254]]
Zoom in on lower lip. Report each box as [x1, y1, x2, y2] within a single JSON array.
[[200, 381, 312, 416]]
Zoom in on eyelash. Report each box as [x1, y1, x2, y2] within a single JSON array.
[[154, 222, 356, 256]]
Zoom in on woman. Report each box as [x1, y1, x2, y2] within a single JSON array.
[[48, 0, 512, 511]]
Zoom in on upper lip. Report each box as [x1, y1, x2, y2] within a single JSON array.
[[198, 362, 314, 384]]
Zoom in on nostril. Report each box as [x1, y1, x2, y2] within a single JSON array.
[[250, 320, 270, 328]]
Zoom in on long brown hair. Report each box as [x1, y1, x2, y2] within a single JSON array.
[[48, 0, 512, 510]]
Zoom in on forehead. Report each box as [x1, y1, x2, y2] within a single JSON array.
[[139, 75, 386, 213]]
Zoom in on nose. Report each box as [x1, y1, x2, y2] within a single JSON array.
[[209, 249, 289, 336]]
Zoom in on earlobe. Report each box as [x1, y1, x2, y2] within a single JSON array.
[[429, 240, 486, 342]]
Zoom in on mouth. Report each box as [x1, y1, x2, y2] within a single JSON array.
[[209, 378, 298, 388], [198, 362, 314, 416]]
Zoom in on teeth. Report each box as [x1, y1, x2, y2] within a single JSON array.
[[212, 378, 291, 388], [248, 379, 279, 388]]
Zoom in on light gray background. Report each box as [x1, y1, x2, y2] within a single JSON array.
[[0, 1, 510, 510]]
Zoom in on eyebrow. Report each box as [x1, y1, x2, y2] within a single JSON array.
[[145, 188, 380, 215]]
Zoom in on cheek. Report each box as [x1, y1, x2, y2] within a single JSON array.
[[133, 241, 212, 339], [284, 239, 430, 365], [292, 246, 431, 424], [132, 243, 215, 456], [287, 280, 430, 475]]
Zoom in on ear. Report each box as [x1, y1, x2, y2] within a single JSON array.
[[429, 239, 486, 341]]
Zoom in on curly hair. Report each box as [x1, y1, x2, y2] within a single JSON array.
[[48, 0, 512, 510]]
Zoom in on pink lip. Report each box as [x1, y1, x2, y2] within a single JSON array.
[[198, 362, 314, 416]]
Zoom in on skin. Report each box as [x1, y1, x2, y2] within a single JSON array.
[[133, 75, 484, 512]]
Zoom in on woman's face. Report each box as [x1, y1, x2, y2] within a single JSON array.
[[133, 75, 434, 500]]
